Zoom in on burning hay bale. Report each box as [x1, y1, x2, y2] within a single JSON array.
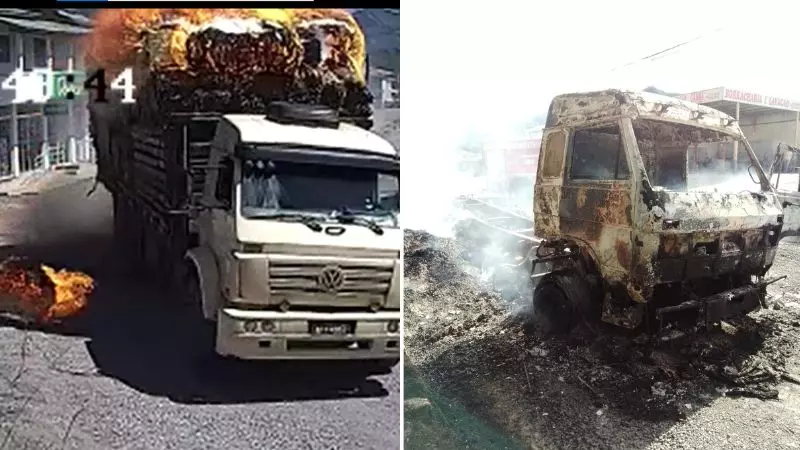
[[0, 258, 94, 325], [182, 19, 303, 78], [85, 9, 373, 126]]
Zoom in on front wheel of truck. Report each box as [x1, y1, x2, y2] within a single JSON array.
[[533, 271, 589, 334], [183, 260, 216, 354], [357, 358, 399, 376]]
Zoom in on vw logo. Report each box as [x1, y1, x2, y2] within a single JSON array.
[[317, 265, 345, 292]]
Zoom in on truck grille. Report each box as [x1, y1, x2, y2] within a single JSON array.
[[268, 261, 394, 300]]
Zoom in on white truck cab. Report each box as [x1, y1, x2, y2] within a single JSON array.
[[186, 106, 401, 362]]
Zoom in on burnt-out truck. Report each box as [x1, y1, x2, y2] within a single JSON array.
[[86, 17, 400, 368], [529, 89, 800, 332]]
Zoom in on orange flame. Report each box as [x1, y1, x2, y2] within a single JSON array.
[[0, 260, 94, 323], [84, 8, 367, 82]]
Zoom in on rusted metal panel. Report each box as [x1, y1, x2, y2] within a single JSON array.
[[546, 90, 743, 137], [558, 182, 634, 288]]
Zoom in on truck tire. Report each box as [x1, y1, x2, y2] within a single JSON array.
[[533, 271, 591, 334], [356, 358, 399, 376], [184, 260, 216, 351]]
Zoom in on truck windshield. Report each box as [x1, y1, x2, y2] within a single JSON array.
[[240, 159, 399, 226], [632, 119, 764, 193]]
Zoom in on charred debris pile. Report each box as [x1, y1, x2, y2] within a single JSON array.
[[85, 9, 374, 128], [405, 225, 800, 419]]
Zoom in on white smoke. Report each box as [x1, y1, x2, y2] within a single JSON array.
[[402, 100, 546, 238]]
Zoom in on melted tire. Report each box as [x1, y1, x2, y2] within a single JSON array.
[[533, 271, 593, 334]]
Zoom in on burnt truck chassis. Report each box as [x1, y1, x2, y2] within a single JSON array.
[[532, 238, 786, 332], [457, 196, 785, 333]]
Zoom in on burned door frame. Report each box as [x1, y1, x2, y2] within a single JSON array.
[[533, 127, 568, 237], [558, 118, 638, 288], [768, 142, 800, 240]]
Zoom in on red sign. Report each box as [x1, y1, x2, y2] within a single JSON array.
[[504, 138, 540, 176], [723, 88, 800, 111], [680, 87, 724, 104], [680, 87, 800, 111]]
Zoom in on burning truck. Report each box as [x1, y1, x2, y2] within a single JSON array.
[[83, 9, 400, 368], [462, 90, 800, 334]]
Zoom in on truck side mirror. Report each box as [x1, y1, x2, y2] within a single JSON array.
[[747, 164, 760, 185]]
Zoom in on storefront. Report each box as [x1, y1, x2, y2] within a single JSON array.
[[679, 87, 800, 169]]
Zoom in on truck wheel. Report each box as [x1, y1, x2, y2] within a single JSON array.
[[533, 272, 587, 334], [357, 358, 399, 376], [184, 261, 216, 349]]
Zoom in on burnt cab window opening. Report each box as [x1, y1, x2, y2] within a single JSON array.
[[540, 130, 566, 178], [569, 124, 629, 181], [632, 119, 762, 193]]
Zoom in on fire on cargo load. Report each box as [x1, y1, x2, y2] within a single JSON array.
[[84, 8, 367, 82], [0, 258, 94, 324]]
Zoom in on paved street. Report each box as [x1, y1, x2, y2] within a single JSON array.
[[0, 177, 400, 450]]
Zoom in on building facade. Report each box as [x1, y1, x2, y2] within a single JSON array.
[[368, 67, 400, 151], [0, 10, 91, 177], [679, 86, 800, 169]]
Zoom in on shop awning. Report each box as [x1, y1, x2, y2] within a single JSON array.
[[0, 16, 90, 35]]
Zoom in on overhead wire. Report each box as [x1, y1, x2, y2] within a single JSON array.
[[605, 26, 727, 74]]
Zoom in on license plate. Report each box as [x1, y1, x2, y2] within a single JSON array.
[[310, 322, 355, 335]]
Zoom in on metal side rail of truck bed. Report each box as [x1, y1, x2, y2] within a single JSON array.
[[455, 195, 541, 244]]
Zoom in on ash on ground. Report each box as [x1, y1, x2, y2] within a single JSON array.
[[404, 227, 800, 449]]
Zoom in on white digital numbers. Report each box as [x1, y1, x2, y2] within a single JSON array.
[[1, 68, 53, 104], [109, 68, 136, 104], [0, 67, 137, 104]]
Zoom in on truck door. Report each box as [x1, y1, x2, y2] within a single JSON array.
[[768, 143, 800, 240], [559, 121, 635, 280], [197, 155, 238, 302], [533, 128, 568, 236]]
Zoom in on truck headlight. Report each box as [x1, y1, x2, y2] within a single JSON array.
[[387, 320, 400, 333], [260, 320, 276, 333], [242, 320, 259, 333]]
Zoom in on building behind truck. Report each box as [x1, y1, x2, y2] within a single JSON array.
[[86, 11, 400, 370], [0, 9, 92, 179], [678, 87, 800, 171]]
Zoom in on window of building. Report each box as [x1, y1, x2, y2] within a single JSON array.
[[33, 37, 48, 68], [215, 157, 234, 208], [0, 118, 10, 176], [569, 124, 630, 181], [0, 35, 10, 64], [17, 115, 44, 172]]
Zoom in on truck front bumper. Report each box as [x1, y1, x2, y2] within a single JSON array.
[[216, 308, 401, 360], [654, 277, 783, 326]]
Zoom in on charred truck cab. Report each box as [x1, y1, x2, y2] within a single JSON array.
[[532, 90, 798, 332], [191, 105, 401, 361]]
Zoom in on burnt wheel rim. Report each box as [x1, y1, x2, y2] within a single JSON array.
[[535, 282, 574, 332]]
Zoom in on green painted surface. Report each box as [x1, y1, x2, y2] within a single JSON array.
[[404, 359, 526, 450]]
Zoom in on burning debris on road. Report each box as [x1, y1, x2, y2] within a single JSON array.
[[84, 8, 372, 126], [0, 257, 94, 324]]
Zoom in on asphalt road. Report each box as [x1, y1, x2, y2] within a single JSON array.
[[0, 178, 400, 450]]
